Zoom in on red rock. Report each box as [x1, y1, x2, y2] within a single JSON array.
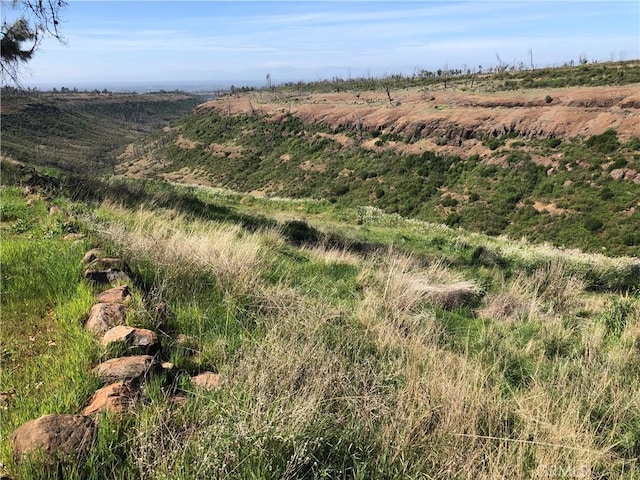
[[82, 249, 104, 265], [101, 325, 158, 348], [88, 257, 128, 271], [191, 372, 222, 391], [10, 414, 95, 462], [85, 303, 126, 337], [82, 382, 137, 417], [93, 355, 159, 384], [97, 285, 131, 304]]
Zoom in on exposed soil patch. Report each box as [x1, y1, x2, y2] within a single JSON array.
[[299, 160, 327, 173], [198, 85, 640, 158], [533, 201, 575, 216], [160, 167, 212, 186], [206, 142, 243, 159], [175, 134, 200, 149]]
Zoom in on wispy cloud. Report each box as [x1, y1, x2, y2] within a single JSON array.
[[24, 1, 640, 85]]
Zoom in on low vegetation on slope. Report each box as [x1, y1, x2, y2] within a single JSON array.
[[2, 171, 639, 479], [1, 61, 639, 479], [120, 104, 640, 255], [0, 89, 201, 174]]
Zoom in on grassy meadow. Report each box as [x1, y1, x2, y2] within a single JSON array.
[[1, 173, 639, 478]]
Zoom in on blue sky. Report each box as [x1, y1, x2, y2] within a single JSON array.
[[6, 1, 640, 88]]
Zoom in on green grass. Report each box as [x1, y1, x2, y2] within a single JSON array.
[[2, 177, 640, 478], [124, 104, 640, 256], [3, 59, 640, 476]]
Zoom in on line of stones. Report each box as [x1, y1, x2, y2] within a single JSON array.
[[8, 249, 221, 466]]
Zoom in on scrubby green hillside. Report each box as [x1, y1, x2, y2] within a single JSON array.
[[0, 89, 201, 174], [121, 107, 640, 255], [1, 171, 639, 479]]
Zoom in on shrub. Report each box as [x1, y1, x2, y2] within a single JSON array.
[[583, 217, 604, 232], [586, 129, 620, 153], [600, 188, 614, 200], [282, 220, 320, 245], [546, 138, 562, 148], [627, 137, 640, 151], [544, 95, 553, 104]]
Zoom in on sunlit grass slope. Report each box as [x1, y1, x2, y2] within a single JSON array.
[[1, 175, 638, 479]]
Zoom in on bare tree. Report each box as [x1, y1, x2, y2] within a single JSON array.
[[1, 0, 68, 85]]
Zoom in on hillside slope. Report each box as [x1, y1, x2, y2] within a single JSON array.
[[1, 175, 639, 479], [0, 91, 201, 174], [117, 77, 640, 255]]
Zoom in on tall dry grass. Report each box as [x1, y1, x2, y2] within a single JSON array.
[[102, 205, 271, 298], [481, 259, 586, 323], [93, 206, 637, 478]]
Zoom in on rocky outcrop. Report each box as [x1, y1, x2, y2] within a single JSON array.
[[82, 249, 104, 265], [610, 167, 640, 183], [101, 325, 159, 349], [97, 285, 132, 304], [85, 303, 126, 337], [84, 268, 131, 285], [191, 372, 222, 391], [10, 247, 222, 468], [93, 355, 160, 384], [82, 382, 137, 417], [10, 414, 96, 462]]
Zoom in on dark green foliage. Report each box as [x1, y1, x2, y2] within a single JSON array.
[[546, 138, 562, 148], [276, 60, 640, 94], [627, 137, 640, 151], [134, 105, 640, 256], [281, 220, 320, 245], [586, 129, 620, 154], [583, 217, 604, 232]]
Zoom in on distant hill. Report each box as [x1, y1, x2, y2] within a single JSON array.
[[116, 62, 640, 255], [0, 90, 201, 174]]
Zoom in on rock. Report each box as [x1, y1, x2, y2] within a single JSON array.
[[63, 233, 86, 241], [82, 382, 137, 417], [10, 414, 96, 462], [85, 303, 126, 337], [610, 168, 625, 180], [101, 325, 159, 348], [48, 206, 62, 216], [191, 372, 222, 391], [93, 355, 160, 384], [97, 285, 132, 304], [84, 268, 130, 285], [161, 362, 175, 371], [176, 333, 191, 345], [88, 257, 128, 271], [82, 249, 104, 265]]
